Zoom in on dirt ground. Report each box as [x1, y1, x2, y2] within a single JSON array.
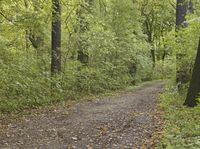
[[0, 82, 165, 149]]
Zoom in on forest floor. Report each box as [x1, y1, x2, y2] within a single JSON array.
[[0, 82, 166, 149]]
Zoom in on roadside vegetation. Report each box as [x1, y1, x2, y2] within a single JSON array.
[[158, 82, 200, 149]]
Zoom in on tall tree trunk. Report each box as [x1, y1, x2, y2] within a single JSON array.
[[51, 0, 61, 74], [176, 0, 187, 29], [76, 0, 93, 65], [151, 49, 156, 67], [188, 0, 194, 14], [144, 15, 156, 68], [176, 0, 188, 86], [184, 38, 200, 107]]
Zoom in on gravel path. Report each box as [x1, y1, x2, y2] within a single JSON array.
[[0, 82, 165, 149]]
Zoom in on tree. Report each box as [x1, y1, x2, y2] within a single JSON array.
[[0, 0, 176, 112], [176, 0, 187, 29], [76, 0, 94, 64], [140, 0, 175, 68], [176, 0, 189, 87], [184, 37, 200, 107], [26, 0, 44, 51], [188, 0, 194, 14], [51, 0, 61, 74]]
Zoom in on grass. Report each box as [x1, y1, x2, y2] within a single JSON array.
[[157, 82, 200, 149], [0, 79, 164, 116]]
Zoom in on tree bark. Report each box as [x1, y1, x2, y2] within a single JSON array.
[[176, 0, 188, 86], [151, 49, 156, 68], [184, 38, 200, 107], [51, 0, 61, 74], [29, 31, 44, 50], [188, 0, 194, 14], [76, 0, 93, 65], [176, 0, 187, 29], [144, 13, 156, 68]]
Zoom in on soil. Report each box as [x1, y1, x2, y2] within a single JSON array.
[[0, 82, 165, 149]]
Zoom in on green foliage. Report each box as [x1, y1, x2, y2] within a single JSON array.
[[152, 59, 176, 80], [176, 21, 200, 74], [174, 2, 200, 87], [157, 83, 200, 149], [0, 0, 175, 113]]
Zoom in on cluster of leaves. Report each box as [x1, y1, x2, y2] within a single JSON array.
[[157, 83, 200, 149]]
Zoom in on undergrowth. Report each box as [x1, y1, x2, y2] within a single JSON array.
[[158, 83, 200, 149]]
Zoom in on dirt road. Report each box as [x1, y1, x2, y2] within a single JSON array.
[[0, 82, 165, 149]]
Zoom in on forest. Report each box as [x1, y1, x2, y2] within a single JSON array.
[[0, 0, 200, 148]]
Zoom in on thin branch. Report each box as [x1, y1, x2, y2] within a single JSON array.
[[0, 11, 17, 26]]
